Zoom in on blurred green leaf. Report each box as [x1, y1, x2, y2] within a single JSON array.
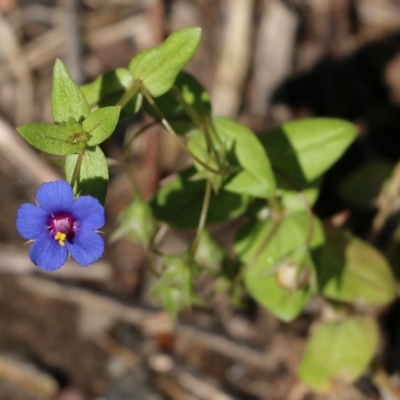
[[298, 316, 378, 391], [261, 118, 357, 182], [52, 59, 90, 123], [129, 28, 201, 97], [144, 71, 211, 135], [81, 68, 142, 118], [195, 230, 225, 274], [151, 255, 199, 318], [65, 146, 109, 204], [17, 123, 86, 155], [319, 226, 396, 305], [150, 168, 251, 229], [110, 198, 157, 246], [82, 106, 120, 147], [235, 212, 324, 321], [338, 160, 393, 209]]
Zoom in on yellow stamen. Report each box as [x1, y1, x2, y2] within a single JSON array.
[[54, 232, 67, 246]]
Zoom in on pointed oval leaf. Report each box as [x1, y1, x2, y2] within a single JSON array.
[[318, 226, 396, 305], [65, 146, 109, 204], [298, 317, 379, 391], [235, 212, 324, 321], [82, 106, 120, 147], [129, 28, 201, 97], [261, 118, 357, 182], [150, 168, 252, 229], [52, 59, 90, 123], [17, 123, 86, 155]]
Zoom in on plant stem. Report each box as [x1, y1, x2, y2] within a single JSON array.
[[117, 80, 140, 109], [69, 151, 84, 189], [188, 179, 213, 264], [140, 84, 220, 175]]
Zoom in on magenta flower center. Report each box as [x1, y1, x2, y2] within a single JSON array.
[[48, 213, 77, 246]]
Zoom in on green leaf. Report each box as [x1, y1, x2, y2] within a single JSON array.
[[277, 174, 321, 213], [188, 117, 276, 198], [195, 230, 225, 274], [298, 316, 379, 391], [82, 106, 121, 147], [338, 160, 394, 209], [65, 146, 109, 204], [261, 118, 357, 182], [17, 123, 86, 155], [81, 68, 142, 118], [110, 198, 157, 246], [318, 226, 396, 305], [150, 168, 252, 229], [52, 59, 90, 123], [129, 28, 201, 97], [144, 71, 211, 135], [151, 255, 198, 319], [235, 212, 324, 321]]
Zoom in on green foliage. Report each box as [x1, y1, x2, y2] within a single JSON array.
[[151, 255, 199, 319], [83, 106, 121, 146], [144, 71, 211, 135], [261, 118, 357, 180], [298, 316, 379, 391], [235, 212, 324, 321], [81, 68, 142, 118], [52, 59, 90, 123], [188, 117, 276, 197], [318, 226, 396, 305], [17, 28, 392, 393], [129, 28, 201, 97], [65, 146, 109, 204], [150, 168, 251, 229], [17, 123, 87, 156], [110, 198, 157, 246]]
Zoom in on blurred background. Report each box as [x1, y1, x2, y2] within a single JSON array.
[[1, 0, 400, 399]]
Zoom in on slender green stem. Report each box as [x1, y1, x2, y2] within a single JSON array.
[[170, 85, 201, 127], [117, 80, 140, 109], [70, 151, 85, 189], [188, 179, 213, 264], [170, 86, 217, 160], [140, 84, 220, 175]]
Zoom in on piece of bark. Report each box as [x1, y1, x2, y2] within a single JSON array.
[[211, 0, 254, 117], [249, 0, 298, 118]]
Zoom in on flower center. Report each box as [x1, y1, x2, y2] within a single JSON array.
[[48, 213, 77, 246]]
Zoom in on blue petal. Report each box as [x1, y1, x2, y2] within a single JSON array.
[[36, 181, 74, 214], [66, 230, 104, 266], [16, 203, 48, 240], [72, 196, 105, 230], [29, 231, 68, 271]]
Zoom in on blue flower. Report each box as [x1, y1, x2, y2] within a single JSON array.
[[16, 180, 105, 271]]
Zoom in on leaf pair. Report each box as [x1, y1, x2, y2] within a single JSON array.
[[18, 60, 120, 156]]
